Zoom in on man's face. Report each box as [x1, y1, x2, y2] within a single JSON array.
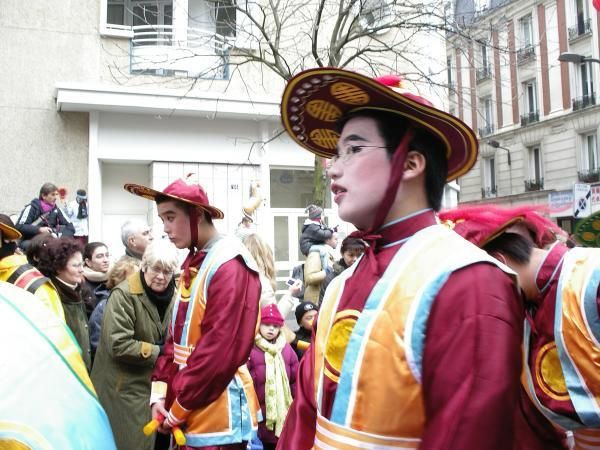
[[300, 310, 317, 331], [327, 116, 391, 230], [129, 226, 153, 254], [42, 190, 59, 205], [157, 200, 191, 249]]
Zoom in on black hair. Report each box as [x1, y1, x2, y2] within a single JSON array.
[[340, 237, 366, 255], [483, 232, 534, 265], [336, 110, 448, 211], [83, 241, 107, 262], [155, 195, 213, 225]]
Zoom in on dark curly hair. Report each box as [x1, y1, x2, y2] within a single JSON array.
[[37, 237, 83, 278], [83, 241, 107, 262]]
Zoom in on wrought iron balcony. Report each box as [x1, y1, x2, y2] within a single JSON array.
[[476, 65, 492, 82], [517, 45, 536, 65], [478, 124, 495, 137], [572, 93, 596, 111], [578, 168, 600, 183], [568, 18, 592, 41], [524, 178, 544, 191], [481, 185, 497, 198], [520, 111, 540, 127]]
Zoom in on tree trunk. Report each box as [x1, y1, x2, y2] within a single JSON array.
[[312, 156, 327, 207]]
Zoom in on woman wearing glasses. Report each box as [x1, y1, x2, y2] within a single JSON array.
[[91, 239, 178, 450], [37, 237, 91, 371]]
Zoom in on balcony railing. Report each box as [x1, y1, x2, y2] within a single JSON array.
[[478, 124, 495, 137], [130, 25, 232, 79], [572, 93, 597, 111], [524, 178, 544, 191], [578, 168, 600, 183], [568, 18, 592, 41], [521, 111, 540, 127], [481, 185, 497, 198], [476, 65, 492, 82], [517, 45, 536, 65]]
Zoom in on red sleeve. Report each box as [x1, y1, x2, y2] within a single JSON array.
[[152, 329, 176, 383], [420, 263, 523, 450], [277, 343, 317, 450], [286, 344, 299, 398], [171, 257, 260, 410]]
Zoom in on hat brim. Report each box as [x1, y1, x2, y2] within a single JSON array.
[[451, 216, 524, 248], [0, 223, 22, 241], [124, 183, 224, 219], [281, 68, 478, 181]]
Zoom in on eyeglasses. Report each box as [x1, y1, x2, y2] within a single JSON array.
[[329, 145, 388, 166], [147, 265, 174, 277]]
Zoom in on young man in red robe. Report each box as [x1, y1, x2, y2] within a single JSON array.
[[440, 205, 600, 449], [125, 179, 261, 450], [276, 68, 564, 449]]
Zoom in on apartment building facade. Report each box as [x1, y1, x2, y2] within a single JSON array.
[[2, 0, 451, 283], [448, 0, 600, 235]]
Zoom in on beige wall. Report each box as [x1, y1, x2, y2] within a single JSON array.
[[0, 0, 102, 214]]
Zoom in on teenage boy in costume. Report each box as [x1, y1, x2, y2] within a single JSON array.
[[276, 68, 554, 450], [440, 205, 600, 450], [125, 179, 261, 449]]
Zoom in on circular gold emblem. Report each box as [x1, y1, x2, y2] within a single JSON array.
[[306, 100, 342, 122], [310, 129, 339, 150], [582, 231, 596, 242], [330, 82, 370, 105], [593, 220, 600, 231], [535, 342, 569, 401]]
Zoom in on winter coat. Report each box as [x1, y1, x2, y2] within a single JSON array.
[[90, 272, 174, 450], [247, 341, 298, 445], [303, 251, 325, 304], [299, 221, 333, 256], [291, 326, 312, 360], [89, 298, 107, 355], [51, 276, 91, 371], [16, 198, 75, 247], [319, 259, 347, 303], [63, 199, 89, 237]]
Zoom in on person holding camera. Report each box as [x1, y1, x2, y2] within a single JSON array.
[[16, 182, 75, 250]]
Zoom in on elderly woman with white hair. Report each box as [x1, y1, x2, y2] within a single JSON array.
[[91, 239, 178, 450]]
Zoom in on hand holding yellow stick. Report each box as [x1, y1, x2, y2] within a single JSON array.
[[143, 413, 186, 445]]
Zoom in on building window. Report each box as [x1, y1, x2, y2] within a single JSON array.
[[569, 0, 591, 40], [525, 146, 544, 191], [479, 97, 494, 136], [357, 0, 392, 30], [447, 56, 454, 88], [517, 14, 536, 64], [582, 133, 599, 170], [475, 0, 488, 14], [476, 41, 492, 82], [573, 60, 597, 110], [521, 80, 539, 126], [482, 157, 497, 198]]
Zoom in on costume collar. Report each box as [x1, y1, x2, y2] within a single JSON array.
[[535, 241, 568, 294], [377, 208, 436, 248]]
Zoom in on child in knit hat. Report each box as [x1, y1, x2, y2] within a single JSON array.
[[247, 304, 299, 450], [299, 204, 337, 257], [291, 301, 318, 359]]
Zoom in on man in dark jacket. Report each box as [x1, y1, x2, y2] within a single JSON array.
[[299, 204, 335, 256], [16, 182, 74, 250]]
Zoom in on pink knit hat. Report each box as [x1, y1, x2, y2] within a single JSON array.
[[260, 304, 285, 327]]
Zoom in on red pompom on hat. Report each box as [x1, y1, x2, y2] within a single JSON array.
[[260, 304, 285, 327]]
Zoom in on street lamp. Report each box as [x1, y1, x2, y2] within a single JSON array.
[[558, 52, 600, 65], [488, 140, 511, 166]]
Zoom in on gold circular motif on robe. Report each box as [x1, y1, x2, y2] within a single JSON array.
[[582, 231, 596, 242], [592, 220, 600, 231], [310, 128, 339, 150], [535, 342, 570, 401], [324, 311, 360, 380], [306, 100, 342, 122], [330, 82, 370, 105]]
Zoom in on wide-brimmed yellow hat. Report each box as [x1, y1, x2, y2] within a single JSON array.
[[280, 68, 478, 181], [0, 215, 22, 241]]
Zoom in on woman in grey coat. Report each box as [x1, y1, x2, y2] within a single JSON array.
[[91, 239, 178, 450]]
